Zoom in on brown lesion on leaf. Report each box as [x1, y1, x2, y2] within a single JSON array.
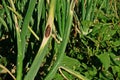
[[45, 24, 51, 38]]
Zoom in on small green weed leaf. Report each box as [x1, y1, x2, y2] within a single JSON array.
[[53, 73, 64, 80], [0, 56, 7, 66], [103, 29, 116, 41], [100, 70, 113, 79], [110, 53, 120, 66], [61, 55, 80, 70], [98, 25, 108, 38], [97, 53, 110, 70], [0, 56, 7, 74], [111, 66, 120, 75], [91, 24, 101, 36], [81, 20, 93, 35], [89, 68, 97, 77], [97, 10, 107, 22], [108, 29, 116, 36], [111, 40, 120, 47], [83, 66, 97, 79], [81, 63, 88, 70]]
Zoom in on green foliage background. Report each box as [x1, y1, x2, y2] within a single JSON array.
[[0, 0, 120, 80]]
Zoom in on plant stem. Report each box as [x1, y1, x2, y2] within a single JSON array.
[[45, 1, 75, 80], [21, 0, 37, 55], [24, 0, 56, 80], [60, 66, 89, 80], [8, 0, 23, 80]]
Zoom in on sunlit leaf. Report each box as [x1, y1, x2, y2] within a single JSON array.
[[97, 52, 110, 70]]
